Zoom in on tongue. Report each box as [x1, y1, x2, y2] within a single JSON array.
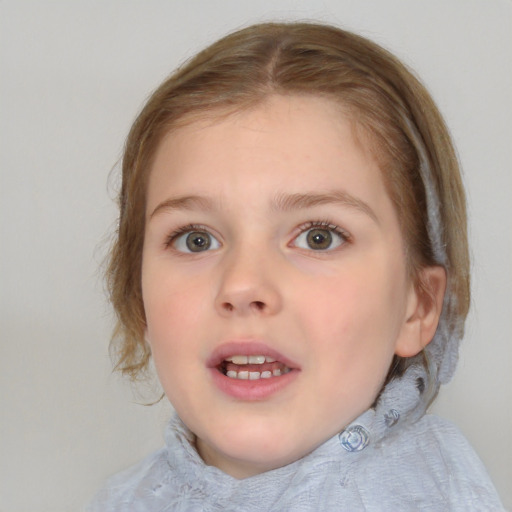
[[224, 361, 285, 373]]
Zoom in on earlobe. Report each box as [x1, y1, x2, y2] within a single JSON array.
[[395, 266, 447, 358]]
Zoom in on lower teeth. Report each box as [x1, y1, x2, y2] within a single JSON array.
[[225, 368, 288, 380]]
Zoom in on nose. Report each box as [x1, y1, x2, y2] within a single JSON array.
[[214, 248, 282, 317]]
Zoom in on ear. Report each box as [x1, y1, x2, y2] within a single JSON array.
[[395, 266, 447, 358]]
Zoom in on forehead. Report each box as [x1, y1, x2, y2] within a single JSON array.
[[147, 95, 387, 204]]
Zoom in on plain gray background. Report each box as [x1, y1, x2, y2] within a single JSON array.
[[1, 1, 511, 510]]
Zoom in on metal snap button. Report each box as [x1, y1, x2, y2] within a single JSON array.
[[339, 425, 370, 452]]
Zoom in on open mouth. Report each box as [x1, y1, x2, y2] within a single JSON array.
[[209, 343, 299, 399], [218, 355, 292, 380]]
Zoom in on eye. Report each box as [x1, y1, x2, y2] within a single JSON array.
[[293, 223, 348, 251], [171, 228, 221, 253]]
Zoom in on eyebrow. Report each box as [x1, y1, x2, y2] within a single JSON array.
[[149, 190, 378, 223], [149, 195, 215, 218], [271, 191, 379, 223]]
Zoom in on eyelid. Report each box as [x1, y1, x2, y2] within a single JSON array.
[[163, 220, 351, 253], [165, 223, 221, 252], [290, 221, 352, 250]]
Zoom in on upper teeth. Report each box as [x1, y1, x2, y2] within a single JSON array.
[[225, 355, 276, 364]]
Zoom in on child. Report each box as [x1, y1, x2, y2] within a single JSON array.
[[89, 22, 504, 510]]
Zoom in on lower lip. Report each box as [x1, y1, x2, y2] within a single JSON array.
[[209, 368, 299, 401]]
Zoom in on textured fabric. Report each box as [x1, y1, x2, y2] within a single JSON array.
[[88, 409, 505, 511], [395, 113, 464, 409]]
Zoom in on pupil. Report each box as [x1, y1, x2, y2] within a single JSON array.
[[307, 228, 332, 250], [186, 231, 211, 252]]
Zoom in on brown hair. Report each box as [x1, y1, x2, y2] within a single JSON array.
[[107, 22, 469, 381]]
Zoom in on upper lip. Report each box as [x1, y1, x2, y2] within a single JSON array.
[[206, 340, 300, 370]]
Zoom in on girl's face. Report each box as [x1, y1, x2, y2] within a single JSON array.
[[142, 95, 421, 478]]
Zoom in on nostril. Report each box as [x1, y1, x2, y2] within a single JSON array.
[[251, 301, 265, 311], [217, 298, 271, 315]]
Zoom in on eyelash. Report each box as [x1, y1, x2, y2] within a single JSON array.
[[293, 220, 351, 244], [163, 220, 352, 251], [164, 223, 211, 248]]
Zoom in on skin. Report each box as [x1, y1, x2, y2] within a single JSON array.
[[141, 94, 445, 479]]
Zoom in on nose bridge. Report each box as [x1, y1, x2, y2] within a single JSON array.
[[214, 236, 282, 316]]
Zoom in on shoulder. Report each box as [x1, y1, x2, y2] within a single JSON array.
[[86, 448, 171, 512], [355, 414, 505, 511], [399, 414, 490, 478]]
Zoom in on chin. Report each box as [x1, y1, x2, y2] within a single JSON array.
[[198, 420, 311, 477]]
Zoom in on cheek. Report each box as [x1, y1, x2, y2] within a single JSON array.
[[142, 263, 208, 350], [142, 279, 202, 398], [144, 247, 212, 301], [296, 258, 408, 356]]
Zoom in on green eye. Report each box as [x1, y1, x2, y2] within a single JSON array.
[[173, 230, 220, 253]]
